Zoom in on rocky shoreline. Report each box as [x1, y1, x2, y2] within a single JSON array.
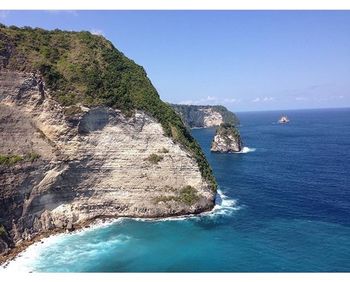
[[0, 204, 215, 267]]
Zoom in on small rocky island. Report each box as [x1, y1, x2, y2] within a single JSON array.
[[211, 123, 243, 153]]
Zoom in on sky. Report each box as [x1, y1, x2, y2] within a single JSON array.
[[1, 10, 350, 112]]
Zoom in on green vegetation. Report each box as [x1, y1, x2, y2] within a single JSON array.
[[27, 152, 41, 162], [217, 123, 241, 138], [0, 25, 217, 191], [0, 224, 6, 237], [154, 185, 199, 206], [179, 185, 199, 205], [214, 105, 240, 125], [144, 153, 164, 164], [0, 152, 40, 166], [0, 154, 23, 166]]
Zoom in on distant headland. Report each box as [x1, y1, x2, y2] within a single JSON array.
[[171, 104, 239, 128]]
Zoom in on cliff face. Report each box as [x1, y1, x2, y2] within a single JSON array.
[[0, 26, 216, 258], [0, 70, 215, 256], [171, 104, 239, 128], [211, 124, 243, 153]]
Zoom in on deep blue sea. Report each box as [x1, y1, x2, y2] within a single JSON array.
[[5, 108, 350, 272]]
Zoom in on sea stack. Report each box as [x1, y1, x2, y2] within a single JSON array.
[[211, 123, 243, 153]]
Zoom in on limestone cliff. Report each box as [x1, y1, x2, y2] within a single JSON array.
[[171, 104, 239, 128], [0, 70, 215, 258], [211, 123, 243, 153], [0, 26, 216, 259]]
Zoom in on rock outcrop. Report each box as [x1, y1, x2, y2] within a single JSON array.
[[211, 123, 243, 153], [171, 104, 239, 128]]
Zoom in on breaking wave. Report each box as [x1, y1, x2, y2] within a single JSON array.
[[238, 147, 256, 154], [204, 189, 241, 218], [133, 189, 240, 221]]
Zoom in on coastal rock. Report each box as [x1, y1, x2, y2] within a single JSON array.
[[0, 70, 215, 257], [211, 123, 243, 153]]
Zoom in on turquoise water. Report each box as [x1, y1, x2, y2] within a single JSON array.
[[8, 108, 350, 272]]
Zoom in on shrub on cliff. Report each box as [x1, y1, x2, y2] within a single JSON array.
[[179, 185, 199, 205], [153, 185, 199, 206], [217, 123, 241, 139], [0, 152, 40, 166], [145, 153, 164, 164], [0, 155, 23, 166], [0, 225, 6, 237], [27, 152, 40, 162]]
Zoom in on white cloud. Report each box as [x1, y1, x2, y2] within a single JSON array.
[[223, 98, 237, 103], [178, 96, 219, 105], [197, 96, 219, 104], [317, 95, 346, 102], [90, 29, 104, 36], [178, 100, 194, 105], [178, 96, 242, 106], [45, 10, 78, 16], [263, 96, 274, 101], [252, 96, 274, 103], [205, 96, 217, 101]]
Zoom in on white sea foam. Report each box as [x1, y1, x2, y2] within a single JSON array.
[[237, 146, 256, 154], [1, 232, 66, 272], [0, 217, 127, 272], [0, 218, 130, 272], [202, 189, 241, 218]]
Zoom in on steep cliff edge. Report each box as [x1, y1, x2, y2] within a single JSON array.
[[211, 123, 243, 153], [171, 104, 239, 128], [0, 26, 216, 260]]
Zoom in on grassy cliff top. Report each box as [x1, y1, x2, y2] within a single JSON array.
[[216, 123, 241, 139], [0, 24, 217, 191]]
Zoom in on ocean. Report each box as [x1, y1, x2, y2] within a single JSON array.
[[3, 108, 350, 272]]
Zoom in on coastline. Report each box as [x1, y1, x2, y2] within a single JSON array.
[[0, 204, 215, 267], [1, 189, 237, 269]]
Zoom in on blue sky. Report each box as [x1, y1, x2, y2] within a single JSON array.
[[1, 10, 350, 112]]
